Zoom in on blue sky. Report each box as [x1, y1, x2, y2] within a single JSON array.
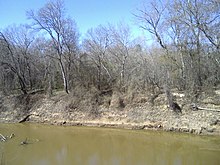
[[0, 0, 147, 39]]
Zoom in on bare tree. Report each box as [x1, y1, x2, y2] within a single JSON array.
[[27, 0, 79, 93], [135, 0, 220, 96], [168, 0, 220, 90], [135, 0, 168, 50], [0, 25, 34, 94], [108, 23, 132, 91], [30, 37, 56, 96], [83, 25, 112, 90]]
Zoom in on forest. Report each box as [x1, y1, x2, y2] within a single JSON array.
[[0, 0, 219, 107]]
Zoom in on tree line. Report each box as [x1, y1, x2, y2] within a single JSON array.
[[0, 0, 219, 102]]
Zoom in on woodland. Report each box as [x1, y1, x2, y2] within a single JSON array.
[[0, 0, 219, 110]]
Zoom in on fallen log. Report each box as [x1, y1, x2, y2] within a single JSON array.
[[19, 114, 40, 123], [19, 114, 33, 123], [191, 103, 220, 112], [197, 107, 220, 112]]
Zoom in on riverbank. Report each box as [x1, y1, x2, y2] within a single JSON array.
[[0, 89, 220, 136]]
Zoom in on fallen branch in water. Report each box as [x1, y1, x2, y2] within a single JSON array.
[[9, 133, 15, 139], [20, 138, 28, 145], [0, 134, 6, 142], [0, 133, 15, 142]]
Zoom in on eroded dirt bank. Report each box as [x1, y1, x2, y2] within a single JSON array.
[[0, 89, 220, 136]]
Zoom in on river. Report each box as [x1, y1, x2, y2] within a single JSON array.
[[0, 123, 220, 165]]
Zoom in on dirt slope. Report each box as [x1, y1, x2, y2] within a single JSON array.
[[0, 89, 220, 135]]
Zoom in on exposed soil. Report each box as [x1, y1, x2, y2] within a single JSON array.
[[0, 88, 220, 136]]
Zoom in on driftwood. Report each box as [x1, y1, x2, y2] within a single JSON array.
[[191, 103, 220, 112], [0, 134, 6, 142], [19, 114, 33, 123], [19, 114, 40, 123], [20, 138, 39, 145], [0, 133, 15, 142], [20, 138, 28, 145], [197, 107, 220, 112], [9, 133, 15, 139]]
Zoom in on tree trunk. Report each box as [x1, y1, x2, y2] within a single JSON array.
[[59, 59, 69, 94], [18, 76, 27, 95], [27, 64, 33, 90], [97, 56, 101, 90], [46, 73, 53, 97], [164, 85, 181, 113]]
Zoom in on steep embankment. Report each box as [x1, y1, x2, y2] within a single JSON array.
[[0, 89, 220, 135]]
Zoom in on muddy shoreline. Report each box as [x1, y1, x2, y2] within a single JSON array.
[[3, 118, 218, 136], [1, 114, 220, 136]]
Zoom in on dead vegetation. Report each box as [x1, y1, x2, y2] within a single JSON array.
[[0, 84, 220, 135]]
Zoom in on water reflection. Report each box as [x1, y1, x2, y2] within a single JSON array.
[[0, 123, 220, 165]]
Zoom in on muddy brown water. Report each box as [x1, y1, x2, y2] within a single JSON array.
[[0, 123, 220, 165]]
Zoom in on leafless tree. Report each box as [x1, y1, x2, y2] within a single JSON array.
[[135, 0, 220, 96], [83, 25, 112, 90], [108, 23, 132, 91], [27, 0, 79, 93], [0, 25, 34, 94]]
